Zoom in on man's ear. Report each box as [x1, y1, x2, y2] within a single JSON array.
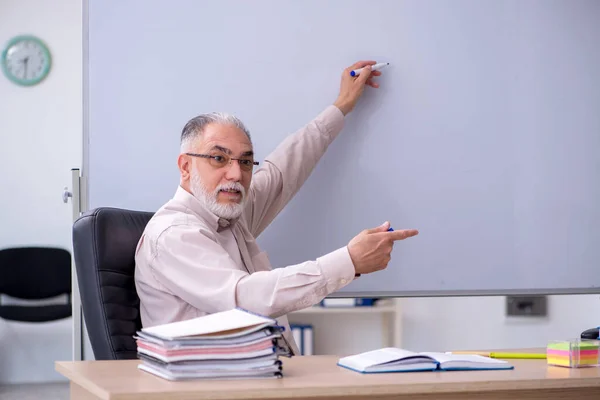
[[177, 153, 191, 181]]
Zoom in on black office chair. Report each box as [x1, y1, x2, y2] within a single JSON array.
[[72, 207, 154, 360], [0, 247, 72, 322]]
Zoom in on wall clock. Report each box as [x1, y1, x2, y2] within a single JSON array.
[[1, 35, 52, 86]]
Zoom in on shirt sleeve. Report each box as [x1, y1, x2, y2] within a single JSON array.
[[245, 105, 345, 237], [149, 224, 356, 318]]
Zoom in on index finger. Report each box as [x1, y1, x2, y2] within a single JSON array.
[[387, 229, 419, 241], [347, 60, 377, 71]]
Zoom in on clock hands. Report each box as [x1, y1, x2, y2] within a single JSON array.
[[22, 56, 29, 79]]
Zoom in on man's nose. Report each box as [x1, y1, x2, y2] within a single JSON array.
[[224, 159, 242, 181]]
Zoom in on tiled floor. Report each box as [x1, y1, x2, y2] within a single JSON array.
[[0, 382, 69, 400]]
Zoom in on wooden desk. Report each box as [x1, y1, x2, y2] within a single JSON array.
[[56, 353, 600, 400]]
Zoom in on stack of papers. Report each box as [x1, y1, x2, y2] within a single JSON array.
[[135, 308, 292, 380]]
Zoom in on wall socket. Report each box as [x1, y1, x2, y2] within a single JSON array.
[[506, 295, 548, 317]]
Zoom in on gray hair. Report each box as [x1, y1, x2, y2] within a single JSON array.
[[180, 112, 252, 152]]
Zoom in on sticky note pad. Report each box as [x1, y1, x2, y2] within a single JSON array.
[[547, 340, 600, 368]]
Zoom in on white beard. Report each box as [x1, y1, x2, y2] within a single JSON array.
[[190, 172, 246, 219]]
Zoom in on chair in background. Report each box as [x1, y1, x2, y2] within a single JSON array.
[[0, 247, 72, 322], [72, 207, 153, 360]]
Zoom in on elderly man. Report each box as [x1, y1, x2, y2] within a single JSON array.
[[134, 61, 418, 354]]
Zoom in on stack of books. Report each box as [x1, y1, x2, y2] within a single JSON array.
[[135, 308, 292, 380]]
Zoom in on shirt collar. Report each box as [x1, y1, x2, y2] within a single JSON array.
[[172, 185, 239, 232]]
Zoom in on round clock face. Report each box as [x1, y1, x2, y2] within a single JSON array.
[[1, 35, 51, 86]]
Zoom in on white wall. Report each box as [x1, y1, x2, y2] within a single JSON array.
[[401, 295, 600, 352], [0, 0, 82, 384], [289, 295, 600, 356]]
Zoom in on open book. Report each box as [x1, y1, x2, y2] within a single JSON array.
[[337, 348, 514, 373]]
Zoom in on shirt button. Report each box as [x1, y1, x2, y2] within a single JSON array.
[[340, 278, 347, 284]]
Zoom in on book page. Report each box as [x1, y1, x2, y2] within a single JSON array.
[[419, 352, 507, 364], [340, 348, 420, 369]]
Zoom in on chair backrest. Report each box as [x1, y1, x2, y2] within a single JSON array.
[[72, 207, 154, 360], [0, 246, 72, 322], [0, 247, 71, 299]]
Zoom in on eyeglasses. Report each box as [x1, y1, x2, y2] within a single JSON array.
[[186, 152, 259, 172]]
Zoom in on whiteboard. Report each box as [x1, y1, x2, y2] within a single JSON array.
[[85, 0, 600, 296]]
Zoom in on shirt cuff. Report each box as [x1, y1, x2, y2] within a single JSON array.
[[317, 246, 356, 293], [315, 105, 345, 141]]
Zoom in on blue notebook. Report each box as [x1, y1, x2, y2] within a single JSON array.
[[337, 348, 514, 373]]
